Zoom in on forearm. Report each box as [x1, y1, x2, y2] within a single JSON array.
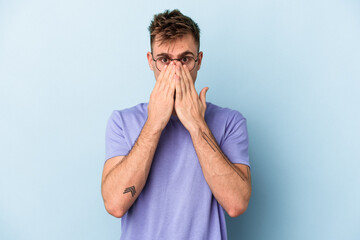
[[102, 119, 162, 217], [189, 121, 251, 217]]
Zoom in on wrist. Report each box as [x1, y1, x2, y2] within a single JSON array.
[[144, 117, 165, 135], [188, 119, 208, 137]]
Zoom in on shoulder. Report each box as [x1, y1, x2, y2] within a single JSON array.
[[205, 102, 247, 147], [110, 102, 148, 120], [205, 102, 246, 124], [107, 102, 148, 131]]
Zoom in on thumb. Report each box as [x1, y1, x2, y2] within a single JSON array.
[[199, 87, 209, 106]]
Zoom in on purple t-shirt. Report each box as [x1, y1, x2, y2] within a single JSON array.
[[105, 102, 250, 240]]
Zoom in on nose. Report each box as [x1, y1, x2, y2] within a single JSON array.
[[171, 59, 181, 65]]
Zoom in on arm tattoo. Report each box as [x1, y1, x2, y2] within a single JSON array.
[[201, 131, 247, 182], [123, 186, 136, 197], [201, 133, 217, 152]]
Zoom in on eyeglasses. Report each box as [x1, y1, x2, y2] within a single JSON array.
[[151, 52, 199, 72]]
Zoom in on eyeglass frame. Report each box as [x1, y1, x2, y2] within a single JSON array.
[[151, 52, 200, 72]]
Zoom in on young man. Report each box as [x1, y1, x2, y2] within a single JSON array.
[[101, 9, 251, 240]]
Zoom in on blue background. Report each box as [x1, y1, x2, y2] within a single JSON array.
[[1, 0, 359, 239]]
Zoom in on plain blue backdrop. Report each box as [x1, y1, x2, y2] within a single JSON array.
[[0, 0, 359, 239]]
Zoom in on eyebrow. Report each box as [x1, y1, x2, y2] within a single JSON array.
[[155, 51, 195, 58]]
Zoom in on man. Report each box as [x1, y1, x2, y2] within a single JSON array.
[[101, 9, 251, 240]]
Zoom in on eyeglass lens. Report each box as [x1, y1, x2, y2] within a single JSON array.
[[156, 57, 196, 71]]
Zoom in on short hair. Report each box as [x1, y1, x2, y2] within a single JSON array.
[[148, 9, 200, 52]]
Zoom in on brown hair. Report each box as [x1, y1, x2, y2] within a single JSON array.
[[148, 9, 200, 52]]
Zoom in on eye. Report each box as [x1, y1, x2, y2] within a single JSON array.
[[181, 57, 190, 63], [160, 57, 169, 64]]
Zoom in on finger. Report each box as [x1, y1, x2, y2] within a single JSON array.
[[174, 63, 185, 92], [175, 62, 182, 82], [183, 64, 196, 92], [181, 64, 198, 99], [159, 62, 174, 83], [170, 74, 176, 94], [166, 65, 176, 95], [157, 64, 168, 83], [159, 62, 175, 90], [171, 64, 177, 88], [199, 87, 209, 107], [179, 64, 190, 93], [153, 64, 167, 92], [165, 62, 176, 81], [153, 64, 167, 90], [178, 66, 186, 96], [167, 64, 176, 83], [175, 74, 182, 100]]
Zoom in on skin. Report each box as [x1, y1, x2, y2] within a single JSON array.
[[101, 33, 251, 218], [146, 34, 204, 120]]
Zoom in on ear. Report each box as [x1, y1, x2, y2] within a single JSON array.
[[147, 52, 154, 71], [196, 51, 203, 71]]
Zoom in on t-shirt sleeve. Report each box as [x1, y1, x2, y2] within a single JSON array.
[[220, 112, 250, 168], [104, 110, 131, 163]]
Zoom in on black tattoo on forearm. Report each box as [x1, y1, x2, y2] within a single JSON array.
[[123, 186, 136, 197], [201, 133, 216, 152], [201, 132, 247, 182]]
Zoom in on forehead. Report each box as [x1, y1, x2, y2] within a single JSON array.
[[152, 33, 198, 56]]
